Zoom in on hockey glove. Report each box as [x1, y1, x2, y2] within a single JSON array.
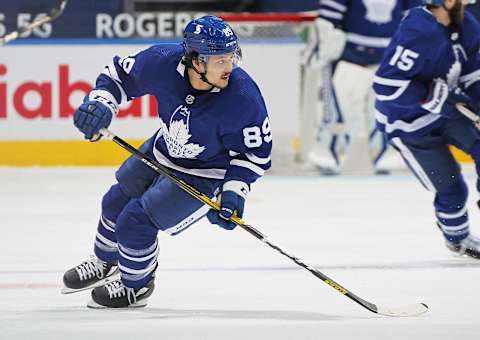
[[73, 95, 115, 142], [207, 181, 249, 230], [423, 80, 476, 119]]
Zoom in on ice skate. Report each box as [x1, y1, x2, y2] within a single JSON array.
[[62, 255, 119, 294], [445, 234, 480, 259], [87, 278, 155, 309]]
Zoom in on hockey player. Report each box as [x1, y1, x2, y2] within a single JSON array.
[[303, 0, 420, 175], [373, 0, 480, 258], [62, 15, 272, 307]]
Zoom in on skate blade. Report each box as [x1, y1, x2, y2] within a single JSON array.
[[86, 299, 148, 309], [60, 272, 121, 295]]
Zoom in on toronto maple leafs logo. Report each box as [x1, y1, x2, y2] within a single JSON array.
[[363, 0, 396, 24], [158, 105, 205, 159]]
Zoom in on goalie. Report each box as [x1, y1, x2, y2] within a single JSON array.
[[301, 0, 420, 175]]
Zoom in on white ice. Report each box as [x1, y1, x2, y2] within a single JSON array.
[[1, 167, 480, 339]]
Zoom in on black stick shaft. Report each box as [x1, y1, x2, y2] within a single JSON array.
[[100, 128, 379, 314]]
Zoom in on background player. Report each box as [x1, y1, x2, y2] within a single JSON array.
[[303, 0, 420, 175], [373, 0, 480, 258], [61, 15, 272, 308]]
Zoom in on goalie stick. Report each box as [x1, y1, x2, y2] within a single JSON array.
[[98, 128, 428, 317], [0, 0, 68, 46]]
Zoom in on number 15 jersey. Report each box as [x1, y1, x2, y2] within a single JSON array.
[[373, 7, 480, 140]]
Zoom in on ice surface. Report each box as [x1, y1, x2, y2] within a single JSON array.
[[1, 167, 480, 339]]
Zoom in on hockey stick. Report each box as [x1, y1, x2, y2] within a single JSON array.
[[0, 0, 68, 46], [456, 103, 480, 128], [99, 128, 428, 317]]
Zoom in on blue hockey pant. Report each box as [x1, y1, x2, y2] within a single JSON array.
[[93, 137, 222, 289], [390, 116, 480, 243]]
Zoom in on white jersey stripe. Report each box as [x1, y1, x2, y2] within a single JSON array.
[[321, 0, 347, 12], [347, 33, 391, 48], [245, 153, 271, 165], [373, 76, 411, 101], [230, 159, 265, 176], [460, 69, 480, 88], [163, 204, 210, 236], [375, 109, 441, 134], [319, 9, 343, 20]]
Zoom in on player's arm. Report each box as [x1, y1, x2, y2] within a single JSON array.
[[73, 47, 157, 141], [318, 0, 347, 28], [459, 13, 480, 108], [372, 29, 468, 138], [207, 99, 272, 230], [302, 0, 347, 67]]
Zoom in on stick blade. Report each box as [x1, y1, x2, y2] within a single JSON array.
[[376, 303, 428, 317]]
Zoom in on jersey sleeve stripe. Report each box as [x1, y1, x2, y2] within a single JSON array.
[[373, 76, 410, 101], [319, 9, 344, 20], [245, 153, 271, 165], [375, 109, 442, 134], [230, 159, 265, 176], [347, 33, 391, 48], [102, 62, 128, 104], [320, 0, 347, 12]]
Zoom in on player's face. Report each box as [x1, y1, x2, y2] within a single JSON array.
[[204, 53, 235, 89]]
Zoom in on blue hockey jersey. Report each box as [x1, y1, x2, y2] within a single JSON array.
[[319, 0, 421, 65], [373, 7, 480, 139], [92, 44, 272, 185]]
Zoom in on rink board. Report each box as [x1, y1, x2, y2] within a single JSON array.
[[0, 42, 300, 166], [0, 41, 472, 165]]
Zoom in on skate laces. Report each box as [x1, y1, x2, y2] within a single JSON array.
[[105, 280, 137, 305], [75, 256, 106, 281]]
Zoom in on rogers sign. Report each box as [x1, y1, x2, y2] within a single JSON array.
[[0, 63, 158, 120]]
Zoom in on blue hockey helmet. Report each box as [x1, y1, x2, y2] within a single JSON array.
[[421, 0, 444, 5], [183, 15, 239, 56], [421, 0, 476, 5]]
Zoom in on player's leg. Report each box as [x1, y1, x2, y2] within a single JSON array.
[[391, 128, 480, 258], [449, 116, 480, 197], [308, 62, 347, 175], [89, 171, 222, 308], [62, 137, 159, 293]]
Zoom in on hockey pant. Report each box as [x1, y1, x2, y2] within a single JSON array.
[[93, 136, 222, 289], [390, 116, 480, 243], [311, 61, 388, 168]]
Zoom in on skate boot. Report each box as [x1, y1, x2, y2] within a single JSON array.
[[87, 278, 155, 309], [445, 234, 480, 259], [62, 255, 119, 294]]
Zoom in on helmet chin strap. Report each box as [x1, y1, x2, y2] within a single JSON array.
[[191, 63, 217, 89]]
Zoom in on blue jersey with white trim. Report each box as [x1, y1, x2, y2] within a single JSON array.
[[93, 43, 272, 185], [373, 7, 480, 140], [319, 0, 421, 65]]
